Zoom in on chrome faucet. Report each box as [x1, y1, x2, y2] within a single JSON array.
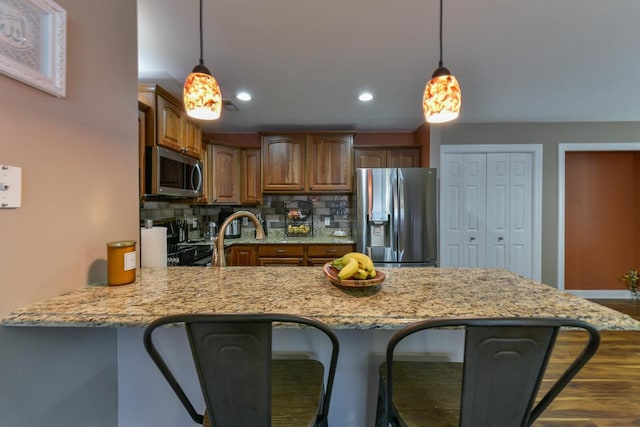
[[212, 210, 265, 267]]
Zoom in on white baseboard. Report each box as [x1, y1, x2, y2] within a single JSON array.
[[567, 290, 634, 299]]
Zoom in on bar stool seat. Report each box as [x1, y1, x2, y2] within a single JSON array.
[[377, 361, 462, 427]]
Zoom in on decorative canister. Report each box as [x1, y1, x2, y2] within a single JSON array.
[[106, 240, 137, 285]]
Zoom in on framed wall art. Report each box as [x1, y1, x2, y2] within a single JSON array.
[[0, 0, 66, 97]]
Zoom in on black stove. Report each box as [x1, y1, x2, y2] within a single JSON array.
[[168, 241, 213, 266]]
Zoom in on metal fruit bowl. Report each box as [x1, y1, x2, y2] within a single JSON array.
[[322, 263, 385, 288]]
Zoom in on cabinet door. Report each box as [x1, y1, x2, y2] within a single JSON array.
[[210, 144, 240, 204], [307, 134, 353, 192], [183, 120, 202, 158], [388, 148, 421, 168], [241, 148, 262, 204], [156, 95, 183, 152], [227, 245, 256, 266], [262, 135, 306, 191], [354, 148, 386, 168], [138, 105, 148, 198]]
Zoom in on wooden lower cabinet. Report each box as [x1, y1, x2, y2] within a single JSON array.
[[307, 244, 355, 266], [226, 245, 257, 266], [258, 245, 306, 266], [226, 243, 355, 266]]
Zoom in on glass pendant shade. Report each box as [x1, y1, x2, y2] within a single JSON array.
[[184, 65, 222, 120], [423, 66, 461, 123]]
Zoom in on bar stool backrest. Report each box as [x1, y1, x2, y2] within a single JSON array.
[[385, 317, 600, 427], [144, 313, 339, 427]]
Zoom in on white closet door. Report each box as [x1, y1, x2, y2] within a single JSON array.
[[486, 153, 510, 269], [508, 152, 533, 278], [441, 151, 533, 277], [441, 153, 486, 267], [486, 152, 533, 276]]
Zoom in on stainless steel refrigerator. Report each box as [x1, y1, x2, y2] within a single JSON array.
[[355, 168, 438, 267]]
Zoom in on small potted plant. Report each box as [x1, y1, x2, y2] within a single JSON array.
[[619, 269, 639, 301]]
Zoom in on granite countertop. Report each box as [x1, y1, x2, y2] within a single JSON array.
[[3, 267, 639, 330]]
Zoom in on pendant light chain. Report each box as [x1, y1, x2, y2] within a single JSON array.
[[199, 0, 204, 66], [438, 0, 443, 68]]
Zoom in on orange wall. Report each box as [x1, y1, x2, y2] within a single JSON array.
[[565, 151, 640, 290], [413, 123, 431, 167], [204, 133, 261, 147]]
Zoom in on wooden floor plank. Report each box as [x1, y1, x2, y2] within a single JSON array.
[[532, 300, 640, 426]]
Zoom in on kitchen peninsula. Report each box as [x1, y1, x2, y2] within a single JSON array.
[[3, 267, 639, 426]]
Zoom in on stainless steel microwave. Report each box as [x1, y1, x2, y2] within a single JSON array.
[[145, 146, 203, 197]]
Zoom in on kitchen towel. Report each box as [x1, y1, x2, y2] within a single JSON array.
[[140, 226, 167, 267]]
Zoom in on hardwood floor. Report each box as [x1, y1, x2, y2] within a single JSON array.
[[534, 299, 640, 426]]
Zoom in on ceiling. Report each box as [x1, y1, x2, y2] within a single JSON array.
[[137, 0, 640, 134]]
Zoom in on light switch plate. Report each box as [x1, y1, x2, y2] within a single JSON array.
[[0, 165, 22, 209], [325, 217, 331, 226]]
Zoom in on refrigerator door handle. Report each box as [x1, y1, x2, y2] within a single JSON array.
[[391, 171, 399, 259], [396, 171, 404, 258]]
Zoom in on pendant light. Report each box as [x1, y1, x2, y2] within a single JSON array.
[[183, 0, 222, 120], [423, 0, 461, 123]]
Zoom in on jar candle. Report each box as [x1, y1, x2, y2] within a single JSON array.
[[106, 240, 137, 285]]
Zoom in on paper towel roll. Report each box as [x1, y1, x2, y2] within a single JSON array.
[[140, 227, 167, 267]]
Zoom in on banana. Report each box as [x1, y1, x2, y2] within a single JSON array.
[[368, 267, 377, 279], [338, 257, 359, 280], [331, 256, 347, 270], [343, 252, 374, 272], [331, 253, 376, 280], [353, 269, 369, 280]]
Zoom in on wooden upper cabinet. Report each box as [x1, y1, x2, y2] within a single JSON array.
[[261, 135, 306, 192], [388, 148, 421, 168], [307, 134, 353, 192], [354, 148, 386, 168], [241, 148, 262, 204], [156, 95, 183, 152], [209, 144, 240, 204], [354, 146, 421, 169], [261, 132, 353, 193], [183, 120, 202, 158], [138, 84, 202, 159]]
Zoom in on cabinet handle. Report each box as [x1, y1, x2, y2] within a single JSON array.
[[275, 249, 287, 253], [300, 186, 304, 190], [324, 249, 337, 254], [469, 237, 475, 241], [309, 186, 313, 190], [498, 237, 504, 241]]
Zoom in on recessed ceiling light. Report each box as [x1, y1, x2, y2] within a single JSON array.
[[358, 92, 373, 102], [236, 91, 252, 101]]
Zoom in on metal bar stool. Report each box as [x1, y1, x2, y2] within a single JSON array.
[[144, 313, 339, 427], [376, 317, 600, 427]]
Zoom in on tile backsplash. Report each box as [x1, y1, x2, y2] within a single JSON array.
[[140, 194, 355, 238]]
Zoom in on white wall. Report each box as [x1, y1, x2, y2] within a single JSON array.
[[438, 122, 640, 286], [0, 0, 138, 425]]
